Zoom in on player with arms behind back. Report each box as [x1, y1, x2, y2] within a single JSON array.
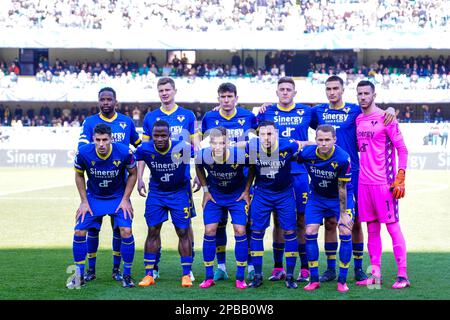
[[355, 81, 410, 289], [67, 123, 137, 289]]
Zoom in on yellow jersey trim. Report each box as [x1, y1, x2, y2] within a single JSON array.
[[160, 104, 179, 116], [96, 144, 113, 160], [219, 108, 237, 120], [156, 140, 172, 156], [99, 112, 118, 123], [316, 146, 335, 161], [277, 103, 295, 112], [329, 102, 345, 110]]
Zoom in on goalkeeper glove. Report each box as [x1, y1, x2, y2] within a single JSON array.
[[390, 169, 405, 199]]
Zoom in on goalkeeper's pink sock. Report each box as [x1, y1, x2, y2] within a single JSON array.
[[367, 221, 382, 278], [386, 222, 408, 278]]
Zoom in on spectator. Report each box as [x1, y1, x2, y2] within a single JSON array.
[[403, 106, 413, 123], [434, 107, 444, 123], [422, 105, 431, 123], [132, 106, 141, 127]]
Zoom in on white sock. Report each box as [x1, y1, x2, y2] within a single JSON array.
[[247, 264, 255, 273], [218, 263, 227, 272]]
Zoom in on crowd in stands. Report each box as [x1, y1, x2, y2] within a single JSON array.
[[2, 51, 450, 90], [2, 0, 450, 33]]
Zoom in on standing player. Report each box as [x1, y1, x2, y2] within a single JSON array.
[[355, 81, 410, 289], [311, 75, 395, 283], [136, 120, 194, 288], [257, 77, 312, 282], [67, 123, 137, 289], [141, 77, 200, 280], [78, 87, 141, 282], [201, 82, 257, 281], [196, 126, 253, 289], [246, 121, 301, 289], [298, 125, 354, 292]]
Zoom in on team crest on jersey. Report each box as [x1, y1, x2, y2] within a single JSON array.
[[296, 110, 305, 116], [173, 152, 182, 160], [119, 122, 127, 129], [231, 164, 239, 169], [238, 119, 246, 126], [343, 107, 350, 114], [113, 160, 121, 167], [311, 160, 315, 165], [275, 111, 279, 115], [279, 151, 288, 158], [371, 120, 378, 126], [331, 161, 338, 169], [177, 115, 185, 123], [151, 154, 155, 160], [215, 120, 219, 125], [91, 161, 96, 166]]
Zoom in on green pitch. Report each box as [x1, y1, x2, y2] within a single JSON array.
[[0, 168, 449, 300]]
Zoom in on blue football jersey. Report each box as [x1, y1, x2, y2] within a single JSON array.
[[134, 140, 193, 192], [246, 137, 300, 191], [201, 107, 257, 143], [256, 103, 312, 174], [311, 103, 361, 173], [298, 145, 351, 199], [196, 146, 248, 196], [142, 105, 197, 142], [74, 143, 136, 199], [78, 112, 141, 149]]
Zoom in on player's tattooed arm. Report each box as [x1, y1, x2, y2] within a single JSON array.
[[338, 180, 353, 232], [383, 106, 396, 125], [75, 171, 92, 222], [117, 166, 137, 220]]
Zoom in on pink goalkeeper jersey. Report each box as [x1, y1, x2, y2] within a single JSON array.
[[356, 108, 408, 185]]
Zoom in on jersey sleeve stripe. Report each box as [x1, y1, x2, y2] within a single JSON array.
[[78, 139, 90, 145], [74, 168, 84, 173], [338, 177, 351, 182]]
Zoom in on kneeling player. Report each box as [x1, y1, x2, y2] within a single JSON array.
[[67, 123, 137, 289], [196, 127, 253, 289], [299, 125, 354, 292], [136, 120, 195, 288]]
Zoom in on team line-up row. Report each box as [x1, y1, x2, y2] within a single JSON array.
[[67, 76, 410, 292]]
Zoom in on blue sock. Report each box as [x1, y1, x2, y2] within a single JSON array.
[[325, 242, 338, 271], [298, 243, 308, 269], [87, 229, 99, 271], [250, 231, 265, 276], [305, 234, 319, 282], [155, 247, 161, 271], [121, 235, 135, 276], [272, 242, 285, 269], [284, 233, 298, 277], [144, 252, 156, 277], [73, 235, 87, 278], [216, 224, 227, 265], [353, 242, 364, 270], [203, 235, 216, 280], [112, 228, 121, 269], [339, 235, 352, 283], [235, 235, 248, 281], [181, 256, 193, 276]]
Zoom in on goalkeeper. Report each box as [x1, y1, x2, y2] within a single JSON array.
[[355, 81, 410, 289]]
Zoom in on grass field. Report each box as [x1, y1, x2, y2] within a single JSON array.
[[0, 167, 449, 300]]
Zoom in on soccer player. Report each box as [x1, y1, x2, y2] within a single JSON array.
[[201, 82, 257, 282], [354, 81, 410, 289], [78, 87, 141, 282], [136, 120, 194, 288], [246, 121, 301, 289], [67, 123, 137, 289], [298, 125, 354, 292], [141, 77, 200, 280], [196, 126, 253, 289], [256, 77, 312, 282], [311, 75, 395, 283]]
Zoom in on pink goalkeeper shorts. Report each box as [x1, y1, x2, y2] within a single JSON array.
[[358, 184, 399, 224]]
